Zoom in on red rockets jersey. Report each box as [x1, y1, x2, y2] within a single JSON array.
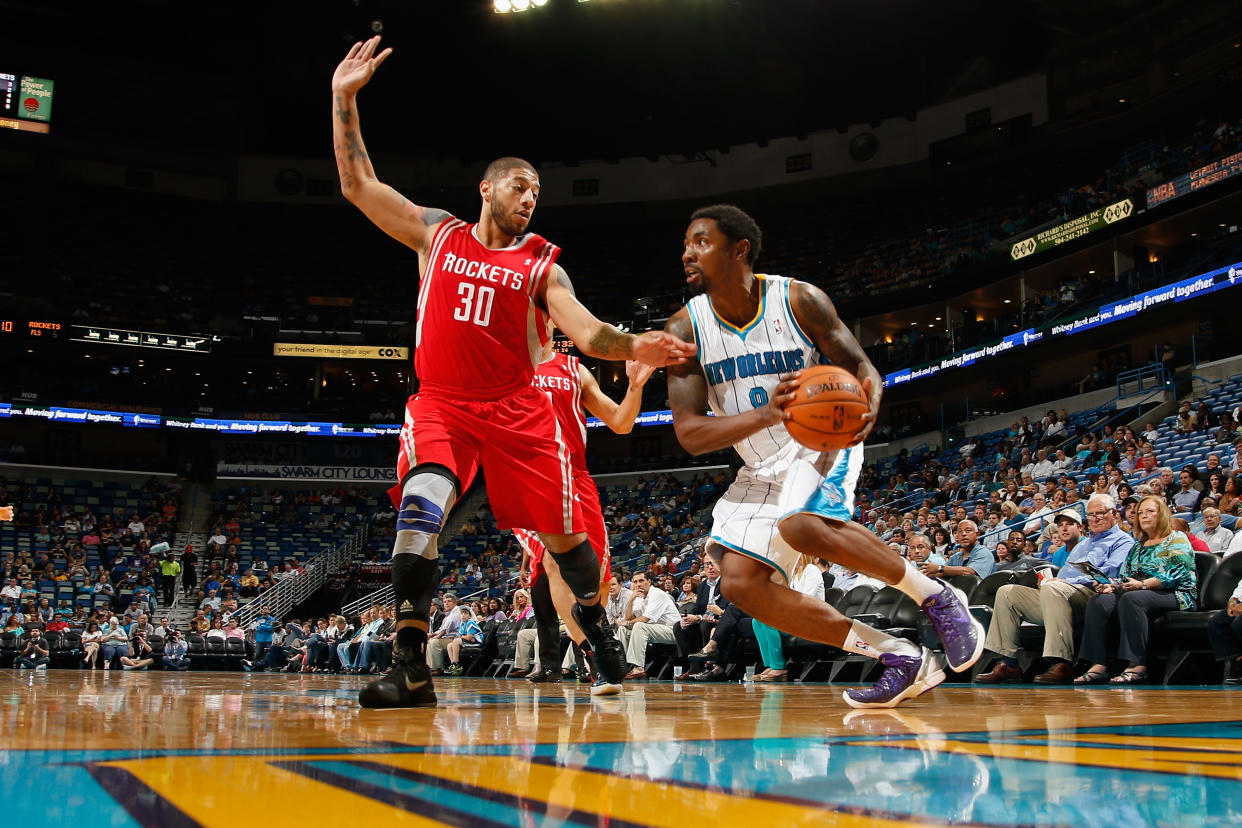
[[532, 351, 589, 475], [415, 219, 562, 400]]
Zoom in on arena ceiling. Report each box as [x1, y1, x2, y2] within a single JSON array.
[[4, 0, 1062, 163]]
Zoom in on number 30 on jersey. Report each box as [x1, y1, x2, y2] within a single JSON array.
[[454, 283, 495, 327]]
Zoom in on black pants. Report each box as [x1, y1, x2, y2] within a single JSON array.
[[1207, 609, 1242, 661], [673, 618, 715, 656], [1079, 589, 1179, 667], [712, 604, 753, 666], [158, 575, 176, 606]]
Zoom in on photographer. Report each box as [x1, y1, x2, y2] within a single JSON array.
[[18, 627, 50, 670], [161, 630, 190, 670]]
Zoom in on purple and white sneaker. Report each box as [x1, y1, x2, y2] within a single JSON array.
[[842, 647, 946, 709], [921, 579, 985, 672]]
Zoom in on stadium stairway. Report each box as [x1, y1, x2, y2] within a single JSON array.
[[341, 483, 494, 616]]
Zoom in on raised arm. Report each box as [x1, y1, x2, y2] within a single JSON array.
[[331, 36, 451, 254], [665, 308, 799, 455], [542, 264, 696, 367], [578, 361, 654, 434], [788, 280, 882, 442]]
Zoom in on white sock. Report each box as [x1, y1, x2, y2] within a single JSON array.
[[842, 620, 920, 658], [894, 560, 942, 603]]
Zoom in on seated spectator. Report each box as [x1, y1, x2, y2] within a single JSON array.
[[100, 616, 130, 670], [426, 595, 462, 676], [161, 629, 190, 670], [747, 556, 825, 683], [17, 627, 50, 670], [979, 501, 1130, 684], [445, 607, 482, 676], [1075, 496, 1198, 684], [673, 558, 725, 658], [1172, 470, 1203, 513], [617, 572, 680, 680], [920, 519, 994, 579], [81, 621, 103, 669]]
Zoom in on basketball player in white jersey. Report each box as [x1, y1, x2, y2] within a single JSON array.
[[665, 205, 983, 708]]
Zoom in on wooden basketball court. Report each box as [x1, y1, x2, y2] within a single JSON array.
[[8, 671, 1242, 826]]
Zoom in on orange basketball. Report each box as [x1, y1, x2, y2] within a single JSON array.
[[781, 364, 870, 451]]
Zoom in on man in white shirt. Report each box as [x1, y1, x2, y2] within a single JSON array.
[[425, 594, 462, 674], [127, 516, 145, 537], [1030, 449, 1055, 480], [1200, 507, 1234, 555], [616, 573, 679, 679], [1, 578, 21, 603], [1023, 493, 1054, 534], [604, 577, 633, 626]]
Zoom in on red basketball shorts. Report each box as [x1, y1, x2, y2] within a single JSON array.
[[514, 471, 611, 586], [391, 386, 584, 535]]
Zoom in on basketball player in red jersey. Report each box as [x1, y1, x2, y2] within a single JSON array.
[[332, 37, 694, 708], [513, 322, 654, 695]]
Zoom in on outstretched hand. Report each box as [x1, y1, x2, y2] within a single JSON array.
[[625, 360, 657, 387], [332, 35, 393, 94], [631, 331, 697, 367]]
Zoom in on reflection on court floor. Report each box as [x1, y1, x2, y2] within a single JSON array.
[[5, 673, 1242, 827]]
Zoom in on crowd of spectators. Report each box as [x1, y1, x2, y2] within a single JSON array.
[[1, 478, 181, 632]]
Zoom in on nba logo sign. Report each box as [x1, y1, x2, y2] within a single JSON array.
[[832, 405, 845, 430]]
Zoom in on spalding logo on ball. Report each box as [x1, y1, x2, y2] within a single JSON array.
[[23, 97, 38, 114], [781, 364, 869, 451]]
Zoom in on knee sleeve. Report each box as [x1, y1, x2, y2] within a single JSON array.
[[549, 540, 602, 602], [392, 470, 457, 561]]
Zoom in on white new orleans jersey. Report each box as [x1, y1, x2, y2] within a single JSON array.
[[686, 274, 862, 584], [686, 274, 818, 482]]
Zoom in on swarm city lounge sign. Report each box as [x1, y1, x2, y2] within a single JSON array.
[[1009, 198, 1134, 261]]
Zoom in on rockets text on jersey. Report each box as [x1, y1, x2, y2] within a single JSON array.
[[531, 351, 588, 474], [415, 219, 561, 400]]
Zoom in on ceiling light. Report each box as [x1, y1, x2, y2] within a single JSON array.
[[533, 0, 549, 5], [511, 0, 531, 9], [1003, 299, 1011, 304], [934, 317, 942, 321], [494, 0, 512, 11], [1088, 270, 1095, 274]]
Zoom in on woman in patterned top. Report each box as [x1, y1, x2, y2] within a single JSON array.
[[1075, 495, 1197, 684]]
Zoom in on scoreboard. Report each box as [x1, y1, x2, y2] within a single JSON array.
[[0, 318, 64, 339], [0, 71, 53, 134]]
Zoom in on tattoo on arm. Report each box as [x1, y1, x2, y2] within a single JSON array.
[[555, 268, 578, 298], [334, 94, 352, 126], [387, 187, 451, 226], [792, 281, 868, 368], [343, 130, 368, 164], [664, 312, 698, 379], [588, 326, 630, 358]]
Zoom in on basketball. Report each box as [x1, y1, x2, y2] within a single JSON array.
[[782, 365, 870, 451]]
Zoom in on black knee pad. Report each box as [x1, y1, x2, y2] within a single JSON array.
[[549, 540, 601, 602]]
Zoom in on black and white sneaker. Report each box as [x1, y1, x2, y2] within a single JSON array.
[[358, 647, 438, 709], [526, 668, 561, 683], [572, 604, 627, 688]]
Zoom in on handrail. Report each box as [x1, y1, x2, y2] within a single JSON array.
[[232, 524, 369, 628], [1116, 364, 1170, 399]]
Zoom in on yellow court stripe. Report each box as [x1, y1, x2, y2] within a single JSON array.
[[101, 756, 450, 828], [1014, 734, 1242, 753], [369, 752, 952, 828], [858, 739, 1242, 780]]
